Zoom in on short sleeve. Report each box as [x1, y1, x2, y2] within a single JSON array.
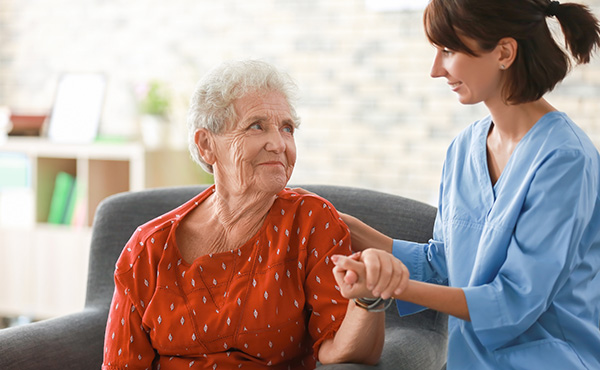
[[102, 232, 158, 370], [102, 276, 155, 370], [300, 197, 352, 356]]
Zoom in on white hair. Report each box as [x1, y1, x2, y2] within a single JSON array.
[[187, 60, 301, 174]]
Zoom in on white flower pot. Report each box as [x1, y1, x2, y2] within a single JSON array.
[[140, 115, 168, 150]]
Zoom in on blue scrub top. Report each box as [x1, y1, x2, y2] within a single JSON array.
[[393, 112, 600, 369]]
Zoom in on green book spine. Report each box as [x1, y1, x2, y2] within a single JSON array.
[[47, 171, 75, 224], [62, 179, 81, 225]]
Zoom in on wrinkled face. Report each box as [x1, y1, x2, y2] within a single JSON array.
[[209, 91, 297, 195], [429, 37, 503, 105]]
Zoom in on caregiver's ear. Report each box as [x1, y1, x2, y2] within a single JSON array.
[[497, 37, 517, 69]]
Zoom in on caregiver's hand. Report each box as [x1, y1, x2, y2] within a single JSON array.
[[332, 248, 409, 300]]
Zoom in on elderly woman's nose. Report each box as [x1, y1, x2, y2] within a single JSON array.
[[264, 129, 286, 152]]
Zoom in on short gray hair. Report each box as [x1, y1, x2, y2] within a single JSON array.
[[187, 60, 301, 173]]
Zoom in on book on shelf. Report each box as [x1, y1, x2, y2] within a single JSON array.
[[69, 183, 87, 227], [47, 171, 76, 225]]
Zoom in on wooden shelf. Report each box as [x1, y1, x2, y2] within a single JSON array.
[[2, 137, 145, 227]]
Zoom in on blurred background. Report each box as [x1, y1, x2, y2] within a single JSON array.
[[1, 0, 600, 325], [3, 0, 600, 202]]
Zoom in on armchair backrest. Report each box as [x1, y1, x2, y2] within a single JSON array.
[[85, 184, 436, 310]]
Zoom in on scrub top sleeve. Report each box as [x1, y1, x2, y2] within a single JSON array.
[[392, 238, 448, 284], [464, 151, 594, 351], [393, 239, 449, 316]]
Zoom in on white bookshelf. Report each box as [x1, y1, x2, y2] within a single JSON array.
[[0, 137, 207, 321], [0, 138, 145, 320]]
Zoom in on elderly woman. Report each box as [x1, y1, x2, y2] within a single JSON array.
[[101, 60, 384, 370]]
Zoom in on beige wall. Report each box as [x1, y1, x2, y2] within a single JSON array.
[[2, 0, 600, 205]]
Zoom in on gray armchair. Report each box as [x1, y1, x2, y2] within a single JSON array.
[[0, 185, 447, 370]]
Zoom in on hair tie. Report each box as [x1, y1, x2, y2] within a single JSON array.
[[545, 0, 560, 17]]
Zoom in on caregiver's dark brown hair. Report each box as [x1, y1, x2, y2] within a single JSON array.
[[423, 0, 600, 104]]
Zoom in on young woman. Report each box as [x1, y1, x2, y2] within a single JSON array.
[[331, 0, 600, 368]]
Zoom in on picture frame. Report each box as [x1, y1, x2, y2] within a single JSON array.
[[47, 72, 107, 143]]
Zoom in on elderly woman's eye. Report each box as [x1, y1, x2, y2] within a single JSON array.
[[249, 123, 262, 130], [282, 125, 294, 134]]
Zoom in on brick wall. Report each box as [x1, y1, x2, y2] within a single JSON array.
[[1, 0, 599, 204]]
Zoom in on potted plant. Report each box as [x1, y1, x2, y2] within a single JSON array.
[[136, 80, 171, 149]]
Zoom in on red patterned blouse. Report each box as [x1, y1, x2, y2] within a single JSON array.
[[102, 186, 352, 370]]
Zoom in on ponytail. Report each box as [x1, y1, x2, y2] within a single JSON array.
[[551, 1, 600, 64]]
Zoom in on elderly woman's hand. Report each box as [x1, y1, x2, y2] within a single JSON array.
[[332, 248, 409, 300]]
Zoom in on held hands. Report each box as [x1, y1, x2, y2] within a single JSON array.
[[331, 249, 409, 300]]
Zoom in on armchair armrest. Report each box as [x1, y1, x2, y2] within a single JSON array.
[[317, 309, 447, 370], [0, 308, 108, 370]]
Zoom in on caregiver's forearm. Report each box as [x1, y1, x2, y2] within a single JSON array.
[[341, 213, 393, 253], [398, 280, 470, 321]]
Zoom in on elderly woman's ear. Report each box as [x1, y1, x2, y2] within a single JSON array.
[[194, 129, 217, 166]]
